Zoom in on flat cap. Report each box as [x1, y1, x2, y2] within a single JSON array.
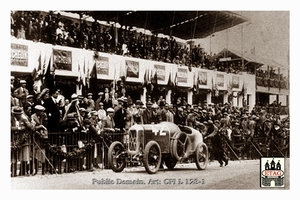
[[34, 105, 45, 111]]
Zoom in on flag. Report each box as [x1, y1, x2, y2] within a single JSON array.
[[86, 60, 90, 88], [43, 58, 55, 91], [212, 78, 219, 97], [77, 63, 82, 90], [89, 61, 98, 92], [193, 71, 198, 93], [167, 71, 173, 89], [120, 61, 127, 84], [151, 69, 158, 86], [143, 68, 149, 87]]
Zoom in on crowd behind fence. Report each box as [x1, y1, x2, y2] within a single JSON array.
[[11, 83, 289, 177]]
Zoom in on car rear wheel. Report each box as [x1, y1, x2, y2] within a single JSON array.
[[108, 141, 126, 172], [143, 141, 162, 174], [195, 142, 209, 170]]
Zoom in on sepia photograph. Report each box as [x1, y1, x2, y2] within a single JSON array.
[[5, 0, 298, 197]]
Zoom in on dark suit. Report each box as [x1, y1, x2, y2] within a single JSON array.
[[113, 107, 126, 130], [43, 97, 61, 132], [142, 109, 152, 124]]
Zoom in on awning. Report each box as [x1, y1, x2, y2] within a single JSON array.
[[65, 11, 246, 40]]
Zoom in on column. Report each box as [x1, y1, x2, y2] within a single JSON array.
[[207, 92, 212, 105], [141, 87, 147, 104], [232, 92, 238, 107], [223, 93, 228, 104], [166, 89, 172, 105], [187, 90, 193, 105], [76, 84, 82, 95]]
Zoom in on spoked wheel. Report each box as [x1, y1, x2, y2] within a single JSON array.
[[171, 132, 191, 161], [143, 141, 162, 174], [195, 142, 209, 170], [108, 141, 126, 173], [164, 157, 177, 169]]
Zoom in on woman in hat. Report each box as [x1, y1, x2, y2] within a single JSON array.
[[31, 105, 48, 175], [86, 93, 95, 112], [11, 107, 35, 176]]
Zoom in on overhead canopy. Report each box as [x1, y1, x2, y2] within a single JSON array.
[[214, 48, 289, 71], [68, 11, 246, 40]]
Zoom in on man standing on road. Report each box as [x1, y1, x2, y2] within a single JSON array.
[[204, 120, 229, 167]]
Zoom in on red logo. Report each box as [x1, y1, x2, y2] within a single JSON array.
[[262, 170, 284, 177]]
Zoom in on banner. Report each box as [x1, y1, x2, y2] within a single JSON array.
[[11, 43, 28, 67], [198, 71, 207, 85], [177, 68, 188, 83], [232, 76, 239, 88], [53, 49, 72, 70], [95, 56, 109, 75], [126, 60, 139, 78], [154, 64, 165, 81], [216, 74, 224, 87]]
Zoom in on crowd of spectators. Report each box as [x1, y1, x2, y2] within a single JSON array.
[[11, 10, 253, 73], [256, 68, 288, 89], [11, 75, 289, 176]]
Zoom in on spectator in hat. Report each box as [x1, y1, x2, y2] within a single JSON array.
[[11, 76, 15, 90], [43, 89, 61, 132], [15, 80, 29, 107], [95, 92, 104, 111], [132, 100, 143, 124], [158, 100, 167, 122], [11, 89, 20, 108], [97, 102, 106, 121], [11, 106, 35, 176], [86, 93, 95, 112], [174, 107, 185, 126], [151, 103, 161, 124], [142, 101, 153, 124], [114, 98, 127, 132], [31, 105, 48, 175], [200, 109, 209, 123], [101, 108, 115, 130], [26, 94, 35, 112], [103, 91, 113, 110], [78, 95, 87, 109], [165, 104, 174, 123]]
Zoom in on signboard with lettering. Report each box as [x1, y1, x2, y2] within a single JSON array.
[[11, 43, 28, 67], [126, 60, 139, 78], [177, 68, 188, 83], [232, 76, 239, 88], [198, 71, 207, 85], [216, 74, 224, 87], [154, 65, 165, 81], [96, 56, 109, 75], [53, 49, 72, 71]]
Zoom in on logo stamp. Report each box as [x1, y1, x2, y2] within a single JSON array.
[[260, 157, 285, 187]]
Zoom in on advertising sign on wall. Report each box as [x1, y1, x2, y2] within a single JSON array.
[[126, 60, 139, 78], [154, 64, 166, 81], [11, 43, 28, 67], [198, 71, 207, 85], [53, 49, 72, 71], [216, 74, 224, 87], [96, 56, 109, 75], [177, 67, 188, 83], [232, 76, 240, 88]]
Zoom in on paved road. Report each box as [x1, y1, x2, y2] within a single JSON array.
[[11, 159, 290, 190]]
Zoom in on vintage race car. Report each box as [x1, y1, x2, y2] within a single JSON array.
[[108, 122, 209, 174]]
